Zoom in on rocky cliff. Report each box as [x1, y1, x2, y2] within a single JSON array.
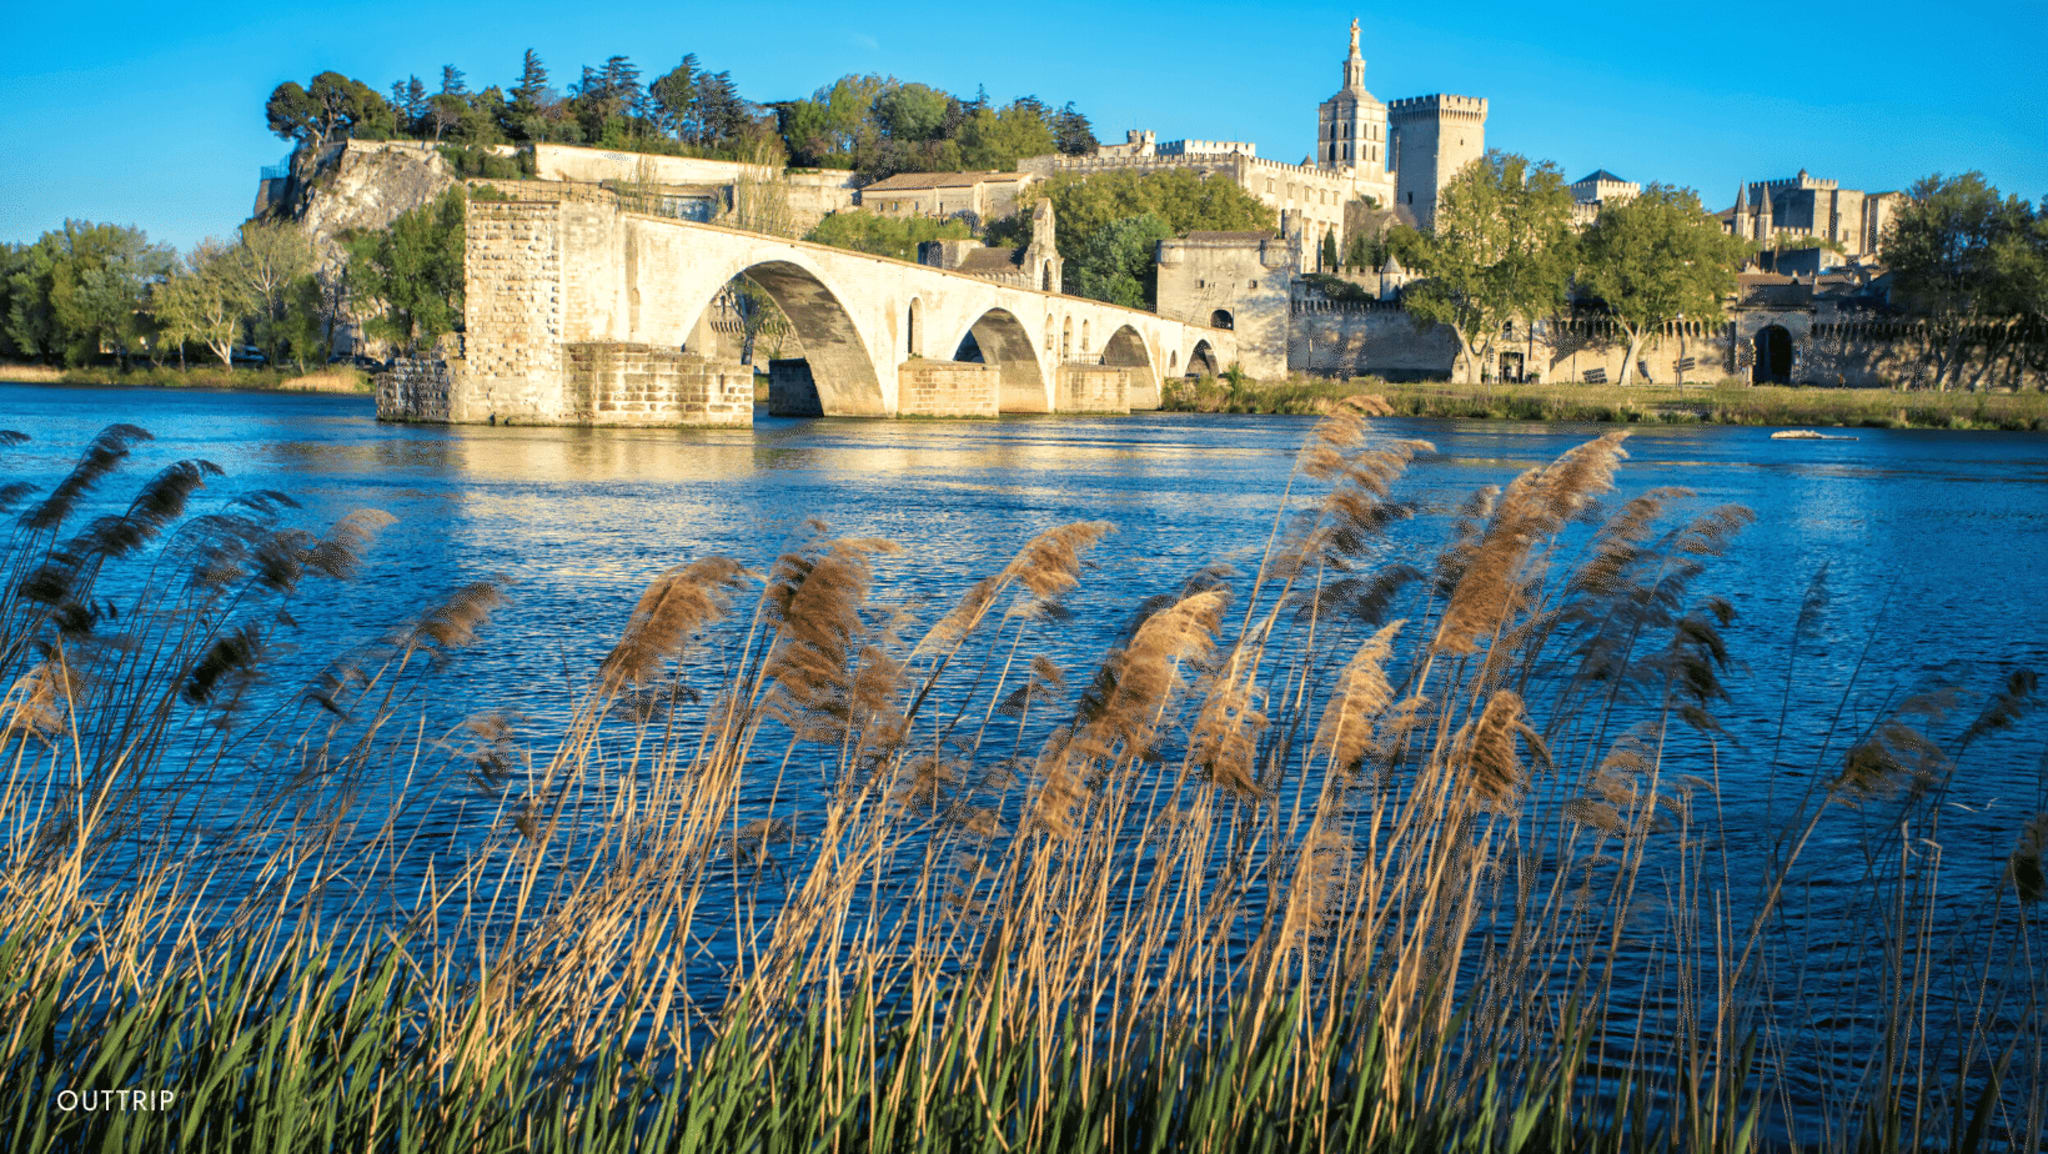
[[275, 141, 459, 272]]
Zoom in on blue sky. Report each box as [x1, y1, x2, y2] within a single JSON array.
[[2, 0, 2043, 250]]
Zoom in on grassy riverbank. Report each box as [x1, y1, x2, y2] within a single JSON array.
[[2, 414, 2042, 1151], [0, 363, 371, 393], [1164, 373, 2048, 430]]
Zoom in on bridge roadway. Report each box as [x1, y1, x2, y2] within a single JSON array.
[[450, 189, 1234, 424]]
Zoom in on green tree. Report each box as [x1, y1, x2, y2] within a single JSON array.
[[1381, 224, 1430, 270], [154, 240, 254, 368], [1321, 230, 1340, 272], [346, 190, 465, 355], [1068, 213, 1175, 308], [1403, 152, 1577, 383], [779, 75, 886, 168], [1344, 230, 1372, 271], [505, 49, 573, 143], [388, 75, 429, 136], [873, 82, 950, 144], [266, 73, 392, 160], [1051, 102, 1097, 156], [1577, 184, 1751, 384], [1884, 172, 2040, 389], [571, 55, 644, 143], [277, 273, 334, 369], [649, 55, 702, 141], [0, 244, 29, 361], [511, 49, 550, 108], [433, 87, 506, 147], [233, 222, 317, 367], [956, 102, 1055, 170], [1016, 169, 1275, 246], [803, 210, 973, 261], [4, 221, 173, 367]]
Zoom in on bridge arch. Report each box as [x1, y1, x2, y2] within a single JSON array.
[[1186, 339, 1219, 378], [953, 308, 1048, 413], [1100, 324, 1159, 409], [685, 257, 886, 417]]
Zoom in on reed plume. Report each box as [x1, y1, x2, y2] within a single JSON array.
[[1311, 618, 1404, 777], [1435, 432, 1629, 656], [1447, 689, 1547, 809], [598, 556, 747, 690], [17, 423, 150, 532]]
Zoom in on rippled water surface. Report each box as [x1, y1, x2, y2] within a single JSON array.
[[6, 384, 2044, 790], [8, 383, 2048, 1139]]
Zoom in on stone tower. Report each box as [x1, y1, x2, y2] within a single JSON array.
[[1387, 93, 1488, 231], [1316, 20, 1390, 176], [1023, 198, 1063, 292]]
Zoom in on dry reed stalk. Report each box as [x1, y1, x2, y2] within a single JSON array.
[[1434, 432, 1629, 657]]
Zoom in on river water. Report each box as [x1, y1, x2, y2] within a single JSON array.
[[5, 384, 2043, 770], [5, 383, 2047, 1134]]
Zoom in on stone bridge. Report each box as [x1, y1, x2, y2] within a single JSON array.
[[425, 187, 1235, 425]]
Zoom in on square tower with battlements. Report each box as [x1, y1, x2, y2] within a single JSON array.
[[1388, 93, 1488, 231]]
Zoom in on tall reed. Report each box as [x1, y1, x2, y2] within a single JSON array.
[[0, 415, 2041, 1152]]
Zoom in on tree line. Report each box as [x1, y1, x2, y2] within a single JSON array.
[[265, 51, 1098, 179], [0, 194, 467, 371], [1881, 174, 2048, 390], [1328, 156, 2046, 388]]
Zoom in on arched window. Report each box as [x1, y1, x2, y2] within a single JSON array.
[[1080, 320, 1090, 355], [1044, 316, 1054, 352], [1061, 317, 1072, 361], [1210, 310, 1234, 330], [906, 298, 922, 357]]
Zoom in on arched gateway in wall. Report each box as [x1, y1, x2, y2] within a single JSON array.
[[424, 191, 1235, 426], [1753, 324, 1793, 384]]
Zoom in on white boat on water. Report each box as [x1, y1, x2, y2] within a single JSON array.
[[1770, 429, 1858, 441]]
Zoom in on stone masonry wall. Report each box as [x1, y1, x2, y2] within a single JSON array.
[[1289, 306, 1460, 380], [1290, 306, 1737, 384], [1058, 365, 1132, 414], [562, 343, 753, 427], [376, 357, 455, 422], [457, 199, 565, 421], [898, 361, 998, 417]]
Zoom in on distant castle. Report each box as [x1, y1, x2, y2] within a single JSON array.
[[1022, 20, 1487, 272], [1720, 169, 1905, 264]]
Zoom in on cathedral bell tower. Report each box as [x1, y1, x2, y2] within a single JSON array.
[[1317, 19, 1389, 175]]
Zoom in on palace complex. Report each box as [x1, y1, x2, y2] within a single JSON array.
[[263, 17, 2007, 423]]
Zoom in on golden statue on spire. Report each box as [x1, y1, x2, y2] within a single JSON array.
[[1349, 18, 1360, 55]]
